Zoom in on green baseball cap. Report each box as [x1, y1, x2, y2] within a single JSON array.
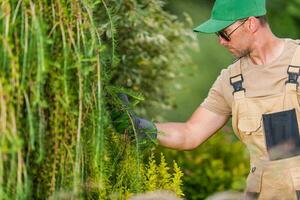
[[194, 0, 266, 33]]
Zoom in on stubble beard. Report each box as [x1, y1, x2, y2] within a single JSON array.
[[233, 48, 250, 59]]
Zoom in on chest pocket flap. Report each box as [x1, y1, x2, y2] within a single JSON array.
[[238, 116, 262, 135]]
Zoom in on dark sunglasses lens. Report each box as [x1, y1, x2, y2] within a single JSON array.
[[217, 31, 230, 41]]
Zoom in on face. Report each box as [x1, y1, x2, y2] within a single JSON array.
[[216, 18, 250, 58]]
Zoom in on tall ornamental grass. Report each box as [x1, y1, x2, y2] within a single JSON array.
[[1, 0, 107, 198]]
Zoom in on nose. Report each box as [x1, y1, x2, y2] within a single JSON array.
[[218, 36, 228, 46]]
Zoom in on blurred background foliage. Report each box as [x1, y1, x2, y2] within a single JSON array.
[[108, 0, 197, 117]]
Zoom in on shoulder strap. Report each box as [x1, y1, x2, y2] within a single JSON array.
[[229, 59, 245, 98], [230, 59, 242, 77], [290, 45, 300, 67]]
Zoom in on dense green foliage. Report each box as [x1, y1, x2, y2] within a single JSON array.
[[0, 0, 193, 199], [107, 0, 196, 115]]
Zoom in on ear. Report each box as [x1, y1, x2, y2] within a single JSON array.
[[247, 16, 259, 33]]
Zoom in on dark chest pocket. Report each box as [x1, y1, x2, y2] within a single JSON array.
[[262, 108, 300, 160]]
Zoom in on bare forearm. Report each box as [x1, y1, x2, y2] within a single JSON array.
[[155, 107, 229, 151], [155, 122, 195, 150]]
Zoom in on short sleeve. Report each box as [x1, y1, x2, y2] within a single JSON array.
[[201, 69, 232, 116]]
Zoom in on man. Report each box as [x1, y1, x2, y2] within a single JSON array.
[[120, 0, 300, 199]]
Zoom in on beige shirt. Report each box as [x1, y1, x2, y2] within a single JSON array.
[[201, 38, 300, 116]]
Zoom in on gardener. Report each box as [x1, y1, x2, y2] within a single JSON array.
[[119, 0, 300, 199]]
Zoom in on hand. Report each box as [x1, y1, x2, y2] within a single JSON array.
[[117, 93, 157, 141]]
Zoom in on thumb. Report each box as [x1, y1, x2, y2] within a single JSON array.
[[117, 93, 130, 106]]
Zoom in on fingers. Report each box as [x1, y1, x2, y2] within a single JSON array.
[[117, 93, 130, 106]]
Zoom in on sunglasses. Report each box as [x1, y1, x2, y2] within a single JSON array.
[[216, 18, 248, 41]]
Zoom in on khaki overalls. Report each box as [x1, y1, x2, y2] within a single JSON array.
[[230, 46, 300, 200]]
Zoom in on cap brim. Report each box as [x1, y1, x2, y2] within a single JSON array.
[[193, 19, 235, 33]]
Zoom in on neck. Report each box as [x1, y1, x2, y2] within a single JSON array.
[[248, 28, 285, 65]]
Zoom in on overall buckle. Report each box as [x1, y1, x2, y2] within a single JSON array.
[[230, 74, 245, 94], [286, 65, 300, 86]]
